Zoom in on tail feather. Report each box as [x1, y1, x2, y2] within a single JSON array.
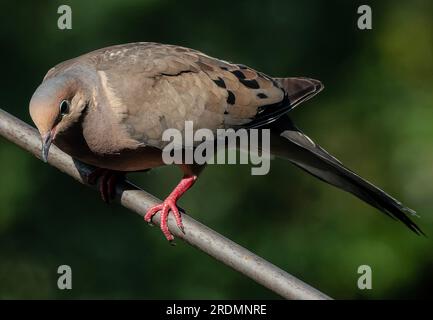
[[270, 116, 423, 235]]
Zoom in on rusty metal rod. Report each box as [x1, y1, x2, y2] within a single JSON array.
[[0, 108, 331, 300]]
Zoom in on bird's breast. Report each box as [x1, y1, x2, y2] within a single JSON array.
[[54, 122, 165, 172]]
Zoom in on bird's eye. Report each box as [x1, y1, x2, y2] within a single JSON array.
[[59, 100, 70, 116]]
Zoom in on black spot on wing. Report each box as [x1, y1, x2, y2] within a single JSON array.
[[224, 111, 229, 115], [231, 70, 246, 80], [240, 79, 260, 89], [257, 93, 268, 99], [213, 77, 226, 88], [227, 90, 236, 105]]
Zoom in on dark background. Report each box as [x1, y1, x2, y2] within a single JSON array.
[[0, 0, 432, 299]]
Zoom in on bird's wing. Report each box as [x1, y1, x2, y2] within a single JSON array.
[[93, 43, 286, 115], [44, 43, 323, 149], [72, 43, 256, 146]]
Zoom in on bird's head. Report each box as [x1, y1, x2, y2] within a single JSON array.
[[29, 75, 89, 162]]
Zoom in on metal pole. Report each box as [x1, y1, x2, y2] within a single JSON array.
[[0, 108, 331, 300]]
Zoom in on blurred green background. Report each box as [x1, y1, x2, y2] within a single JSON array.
[[0, 0, 432, 299]]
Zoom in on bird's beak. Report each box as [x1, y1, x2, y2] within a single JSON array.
[[41, 132, 53, 163]]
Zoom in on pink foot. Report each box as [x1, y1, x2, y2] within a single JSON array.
[[145, 196, 184, 241], [144, 175, 197, 241], [87, 168, 125, 203]]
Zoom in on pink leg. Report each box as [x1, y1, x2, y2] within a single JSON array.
[[144, 175, 197, 241], [87, 168, 125, 203]]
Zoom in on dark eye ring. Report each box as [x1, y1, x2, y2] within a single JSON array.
[[59, 100, 70, 115]]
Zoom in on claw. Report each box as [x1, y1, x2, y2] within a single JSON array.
[[144, 204, 163, 223]]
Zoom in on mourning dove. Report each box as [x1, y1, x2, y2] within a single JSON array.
[[29, 42, 422, 241]]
